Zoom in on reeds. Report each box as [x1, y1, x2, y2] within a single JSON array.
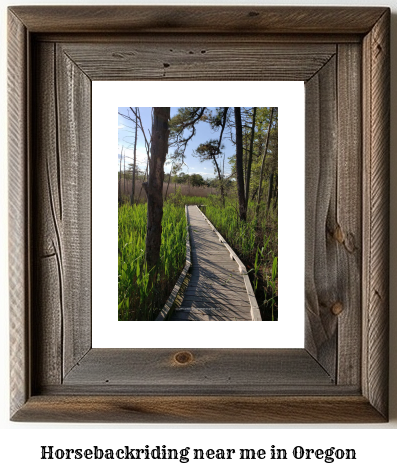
[[118, 177, 216, 204], [117, 192, 277, 321], [118, 202, 186, 321]]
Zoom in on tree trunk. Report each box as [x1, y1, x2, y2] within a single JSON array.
[[212, 156, 225, 207], [165, 162, 173, 200], [245, 107, 257, 212], [243, 137, 248, 189], [234, 107, 246, 221], [144, 107, 170, 269], [138, 159, 149, 203], [215, 107, 229, 207], [266, 171, 274, 214], [131, 110, 138, 205], [273, 174, 278, 209], [118, 147, 122, 206], [256, 107, 275, 217]]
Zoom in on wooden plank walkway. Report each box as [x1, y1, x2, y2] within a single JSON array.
[[169, 205, 260, 321]]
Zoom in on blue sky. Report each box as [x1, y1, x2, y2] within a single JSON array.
[[118, 107, 234, 179]]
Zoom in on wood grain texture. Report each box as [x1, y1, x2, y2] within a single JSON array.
[[56, 45, 91, 376], [336, 44, 362, 386], [305, 48, 364, 387], [57, 43, 335, 82], [31, 43, 91, 387], [63, 349, 332, 387], [8, 10, 29, 418], [10, 6, 386, 34], [8, 6, 390, 422], [305, 56, 338, 379], [196, 206, 261, 321], [32, 42, 62, 387], [170, 206, 256, 321], [34, 33, 363, 45], [12, 396, 385, 424], [362, 10, 390, 419]]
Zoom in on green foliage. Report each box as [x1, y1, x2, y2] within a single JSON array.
[[166, 187, 185, 207], [228, 107, 278, 195], [181, 195, 210, 206], [118, 106, 278, 321], [118, 202, 186, 321], [174, 172, 189, 184], [168, 107, 207, 159], [117, 194, 277, 321], [194, 139, 223, 161], [190, 173, 205, 187]]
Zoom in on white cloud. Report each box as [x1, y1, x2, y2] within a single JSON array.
[[121, 146, 149, 170]]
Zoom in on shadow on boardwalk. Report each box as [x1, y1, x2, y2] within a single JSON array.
[[169, 205, 259, 321]]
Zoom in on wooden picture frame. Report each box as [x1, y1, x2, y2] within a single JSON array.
[[8, 6, 390, 423]]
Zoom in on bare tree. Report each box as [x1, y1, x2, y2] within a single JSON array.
[[123, 145, 126, 195], [244, 107, 257, 212], [118, 146, 123, 206], [131, 108, 138, 205], [118, 107, 152, 205], [234, 107, 246, 221]]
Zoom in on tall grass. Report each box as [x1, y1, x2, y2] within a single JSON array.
[[166, 188, 210, 208], [118, 189, 277, 320], [119, 177, 216, 204], [118, 202, 186, 321]]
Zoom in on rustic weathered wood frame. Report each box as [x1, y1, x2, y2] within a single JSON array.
[[8, 6, 390, 423]]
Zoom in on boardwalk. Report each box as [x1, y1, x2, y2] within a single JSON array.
[[169, 205, 260, 321]]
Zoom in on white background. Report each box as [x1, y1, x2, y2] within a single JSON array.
[[93, 81, 304, 348], [1, 0, 397, 469]]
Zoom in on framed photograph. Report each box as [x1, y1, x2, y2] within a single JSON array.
[[8, 6, 390, 422], [93, 83, 304, 348]]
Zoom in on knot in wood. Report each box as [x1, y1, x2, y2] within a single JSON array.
[[174, 351, 193, 365], [331, 302, 344, 316], [333, 225, 344, 244]]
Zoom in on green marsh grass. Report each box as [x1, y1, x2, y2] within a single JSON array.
[[118, 202, 186, 321]]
